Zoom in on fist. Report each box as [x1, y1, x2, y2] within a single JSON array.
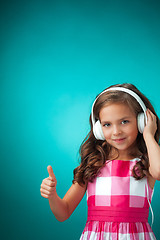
[[40, 165, 57, 199]]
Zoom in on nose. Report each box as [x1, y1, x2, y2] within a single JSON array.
[[113, 125, 122, 135]]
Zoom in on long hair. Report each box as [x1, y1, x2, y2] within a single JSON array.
[[73, 83, 160, 185]]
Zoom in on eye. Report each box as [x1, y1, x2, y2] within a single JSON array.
[[121, 120, 129, 125], [104, 123, 111, 127]]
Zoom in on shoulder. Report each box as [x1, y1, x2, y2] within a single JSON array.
[[72, 181, 87, 193], [147, 174, 156, 190]]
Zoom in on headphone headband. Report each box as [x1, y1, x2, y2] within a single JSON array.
[[91, 87, 147, 125]]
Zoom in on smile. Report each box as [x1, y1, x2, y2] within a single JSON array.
[[113, 138, 126, 143]]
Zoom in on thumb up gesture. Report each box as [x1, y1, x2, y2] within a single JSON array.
[[40, 166, 57, 199]]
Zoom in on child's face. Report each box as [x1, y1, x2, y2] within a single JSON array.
[[99, 103, 138, 157]]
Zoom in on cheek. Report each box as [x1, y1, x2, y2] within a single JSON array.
[[102, 129, 111, 139], [130, 125, 138, 138]]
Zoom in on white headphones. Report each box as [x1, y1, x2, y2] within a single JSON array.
[[91, 87, 147, 140]]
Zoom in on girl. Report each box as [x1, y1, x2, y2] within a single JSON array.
[[40, 83, 160, 239]]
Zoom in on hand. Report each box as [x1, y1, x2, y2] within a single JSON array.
[[143, 109, 157, 139], [40, 166, 57, 199]]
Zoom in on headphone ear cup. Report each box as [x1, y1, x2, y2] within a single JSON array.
[[137, 112, 145, 133], [93, 120, 105, 140]]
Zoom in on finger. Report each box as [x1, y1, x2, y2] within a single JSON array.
[[41, 182, 56, 191], [149, 110, 156, 120], [146, 109, 153, 121], [48, 176, 56, 181], [147, 109, 156, 120], [43, 178, 55, 187], [47, 165, 56, 179], [41, 192, 55, 199], [40, 188, 56, 198], [40, 188, 50, 195], [41, 192, 50, 199], [45, 185, 56, 191], [40, 188, 55, 195]]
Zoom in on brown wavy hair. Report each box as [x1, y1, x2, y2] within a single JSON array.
[[73, 83, 160, 185]]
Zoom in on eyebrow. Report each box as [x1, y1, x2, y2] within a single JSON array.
[[119, 116, 132, 120], [101, 116, 132, 124]]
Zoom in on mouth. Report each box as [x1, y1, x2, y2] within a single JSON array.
[[113, 138, 126, 143]]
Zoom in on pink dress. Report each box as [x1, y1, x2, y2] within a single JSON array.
[[80, 158, 156, 240]]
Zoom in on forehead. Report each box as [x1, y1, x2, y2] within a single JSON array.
[[99, 103, 136, 120]]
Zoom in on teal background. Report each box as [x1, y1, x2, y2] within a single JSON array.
[[0, 0, 160, 239]]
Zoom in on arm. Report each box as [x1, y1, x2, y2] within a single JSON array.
[[143, 109, 160, 180], [40, 166, 86, 222]]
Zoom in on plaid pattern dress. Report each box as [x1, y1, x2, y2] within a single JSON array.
[[80, 158, 156, 240]]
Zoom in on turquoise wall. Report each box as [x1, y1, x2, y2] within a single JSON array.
[[1, 0, 160, 239]]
